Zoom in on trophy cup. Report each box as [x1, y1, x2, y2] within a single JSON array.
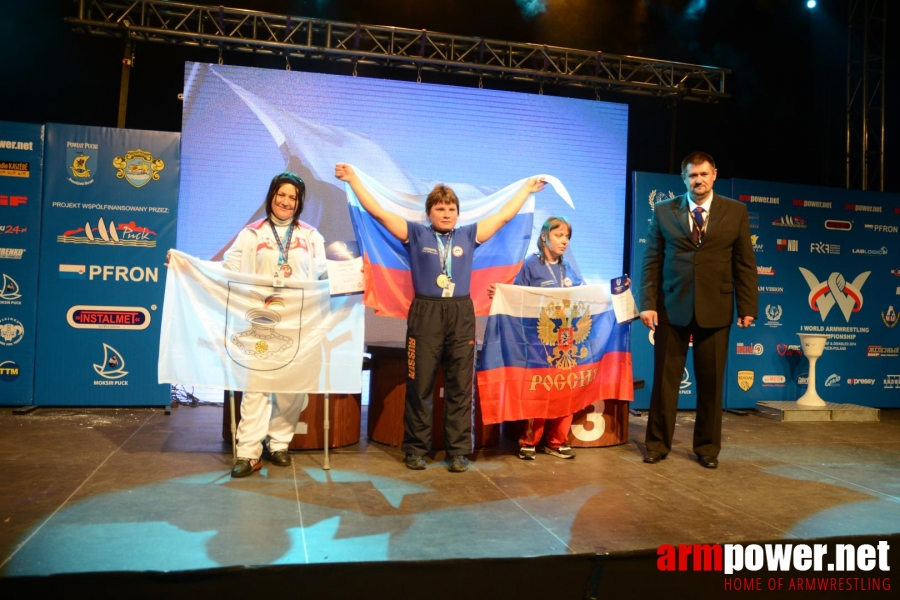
[[797, 333, 828, 407]]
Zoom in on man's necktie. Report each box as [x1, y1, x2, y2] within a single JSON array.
[[691, 207, 705, 245]]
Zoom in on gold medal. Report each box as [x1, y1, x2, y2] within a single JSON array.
[[436, 274, 450, 289]]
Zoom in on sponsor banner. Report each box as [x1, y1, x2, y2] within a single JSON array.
[[729, 179, 900, 407], [0, 120, 44, 405], [633, 175, 900, 408], [33, 124, 180, 406]]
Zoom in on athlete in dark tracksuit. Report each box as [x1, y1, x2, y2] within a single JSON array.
[[403, 221, 479, 462], [335, 162, 546, 472]]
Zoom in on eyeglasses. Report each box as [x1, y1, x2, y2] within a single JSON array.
[[274, 191, 298, 203]]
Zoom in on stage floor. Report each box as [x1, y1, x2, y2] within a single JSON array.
[[1, 404, 899, 576]]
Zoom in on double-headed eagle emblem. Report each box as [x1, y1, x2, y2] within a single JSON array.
[[537, 299, 592, 370]]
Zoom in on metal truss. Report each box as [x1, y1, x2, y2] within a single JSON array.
[[846, 0, 886, 191], [68, 0, 729, 102]]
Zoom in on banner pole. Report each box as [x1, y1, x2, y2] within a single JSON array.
[[322, 393, 331, 470], [229, 391, 237, 463]]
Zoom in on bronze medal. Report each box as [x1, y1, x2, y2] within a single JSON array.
[[280, 264, 292, 277]]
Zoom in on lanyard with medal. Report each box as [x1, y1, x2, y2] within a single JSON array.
[[434, 228, 455, 298], [270, 221, 294, 288], [545, 259, 572, 287]]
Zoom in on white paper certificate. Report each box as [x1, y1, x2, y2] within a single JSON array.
[[326, 241, 365, 296], [610, 275, 639, 324]]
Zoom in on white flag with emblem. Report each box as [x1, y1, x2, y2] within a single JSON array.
[[159, 250, 364, 393]]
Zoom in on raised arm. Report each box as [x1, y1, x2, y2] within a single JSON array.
[[335, 163, 409, 242], [475, 177, 545, 243]]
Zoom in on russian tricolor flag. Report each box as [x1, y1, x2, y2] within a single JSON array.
[[477, 284, 633, 425], [344, 167, 574, 318]]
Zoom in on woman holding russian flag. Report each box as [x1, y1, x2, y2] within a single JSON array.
[[512, 216, 585, 460], [335, 163, 545, 473]]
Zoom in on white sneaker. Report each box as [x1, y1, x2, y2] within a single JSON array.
[[543, 445, 575, 459], [518, 445, 536, 460]]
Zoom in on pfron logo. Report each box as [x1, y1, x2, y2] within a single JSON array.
[[0, 360, 19, 382], [846, 378, 875, 385], [58, 265, 159, 283], [824, 219, 853, 231], [864, 223, 898, 233], [799, 268, 870, 322], [867, 346, 899, 358], [93, 343, 128, 381], [810, 242, 840, 255], [0, 317, 24, 346], [67, 306, 151, 330], [824, 374, 841, 387], [772, 215, 806, 228], [0, 194, 27, 206], [737, 370, 754, 391], [757, 266, 775, 276], [776, 238, 798, 252], [883, 306, 898, 328], [777, 344, 802, 356], [112, 149, 165, 188], [58, 264, 86, 279], [764, 304, 782, 327], [736, 343, 764, 356], [679, 368, 692, 394], [0, 273, 21, 303], [58, 217, 157, 248]]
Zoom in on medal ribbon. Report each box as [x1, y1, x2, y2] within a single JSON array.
[[546, 260, 565, 287], [433, 229, 454, 280], [269, 221, 295, 271]]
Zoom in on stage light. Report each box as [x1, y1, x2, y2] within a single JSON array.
[[807, 1, 817, 8]]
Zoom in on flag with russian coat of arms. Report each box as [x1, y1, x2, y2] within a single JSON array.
[[477, 284, 633, 424]]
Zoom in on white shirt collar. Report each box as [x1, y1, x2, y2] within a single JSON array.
[[688, 191, 713, 213]]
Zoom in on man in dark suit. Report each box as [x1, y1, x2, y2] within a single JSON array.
[[639, 152, 757, 469]]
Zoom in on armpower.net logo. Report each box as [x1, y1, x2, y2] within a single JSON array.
[[657, 541, 891, 591]]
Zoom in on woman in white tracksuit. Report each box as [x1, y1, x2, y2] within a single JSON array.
[[223, 172, 327, 477]]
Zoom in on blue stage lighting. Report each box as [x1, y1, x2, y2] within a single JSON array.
[[807, 0, 817, 8]]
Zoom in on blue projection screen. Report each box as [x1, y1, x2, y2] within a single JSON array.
[[179, 63, 627, 339]]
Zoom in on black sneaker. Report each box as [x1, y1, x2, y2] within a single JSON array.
[[448, 455, 469, 473], [405, 454, 426, 470]]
